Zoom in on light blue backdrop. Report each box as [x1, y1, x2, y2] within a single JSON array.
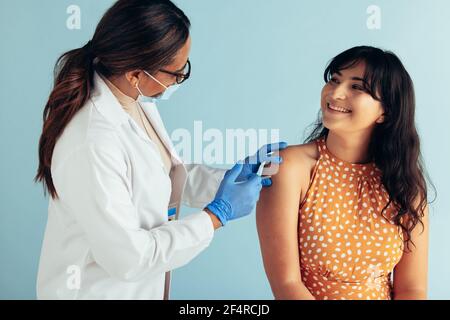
[[1, 0, 449, 299]]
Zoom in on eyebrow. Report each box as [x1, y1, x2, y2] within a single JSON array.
[[351, 77, 365, 82], [334, 72, 367, 83]]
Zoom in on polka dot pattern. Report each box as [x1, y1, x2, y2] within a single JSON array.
[[298, 137, 404, 300]]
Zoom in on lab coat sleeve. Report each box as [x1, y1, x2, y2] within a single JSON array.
[[52, 141, 215, 282], [182, 164, 227, 208]]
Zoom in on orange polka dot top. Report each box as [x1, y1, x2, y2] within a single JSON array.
[[298, 137, 404, 300]]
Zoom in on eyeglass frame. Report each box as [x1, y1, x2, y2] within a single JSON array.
[[158, 59, 191, 84]]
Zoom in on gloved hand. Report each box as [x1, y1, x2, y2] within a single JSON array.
[[206, 162, 266, 226], [236, 142, 288, 186]]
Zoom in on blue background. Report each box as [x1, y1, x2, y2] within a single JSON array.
[[1, 0, 449, 299]]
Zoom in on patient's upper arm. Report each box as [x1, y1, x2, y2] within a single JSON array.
[[393, 202, 429, 299], [256, 146, 310, 288]]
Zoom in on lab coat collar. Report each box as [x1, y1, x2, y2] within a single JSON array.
[[139, 101, 183, 165], [91, 72, 183, 165], [91, 72, 130, 127]]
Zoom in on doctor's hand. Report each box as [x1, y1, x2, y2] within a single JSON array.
[[205, 162, 272, 227], [236, 142, 288, 186]]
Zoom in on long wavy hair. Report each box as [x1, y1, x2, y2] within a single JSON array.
[[35, 0, 190, 199], [305, 46, 435, 251]]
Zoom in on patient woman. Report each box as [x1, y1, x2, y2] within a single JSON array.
[[257, 46, 431, 300]]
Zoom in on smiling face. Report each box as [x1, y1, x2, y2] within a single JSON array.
[[320, 61, 385, 135]]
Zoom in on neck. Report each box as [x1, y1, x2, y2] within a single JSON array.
[[326, 130, 373, 164]]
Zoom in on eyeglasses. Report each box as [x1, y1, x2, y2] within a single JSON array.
[[159, 59, 191, 84]]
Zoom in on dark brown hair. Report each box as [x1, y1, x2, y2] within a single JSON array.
[[35, 0, 190, 199]]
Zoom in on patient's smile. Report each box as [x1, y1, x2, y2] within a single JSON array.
[[327, 102, 352, 113]]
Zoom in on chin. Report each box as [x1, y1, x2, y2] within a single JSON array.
[[322, 119, 333, 131], [322, 117, 343, 133], [321, 110, 348, 132]]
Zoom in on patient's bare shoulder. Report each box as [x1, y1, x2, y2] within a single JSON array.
[[279, 141, 319, 173], [276, 141, 319, 198]]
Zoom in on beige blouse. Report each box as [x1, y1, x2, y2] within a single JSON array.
[[101, 75, 173, 174]]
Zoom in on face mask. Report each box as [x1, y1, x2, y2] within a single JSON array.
[[135, 71, 181, 104]]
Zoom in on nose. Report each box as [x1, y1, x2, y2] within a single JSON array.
[[329, 82, 347, 100]]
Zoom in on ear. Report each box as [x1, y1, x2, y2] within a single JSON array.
[[125, 70, 142, 88], [375, 113, 385, 124]]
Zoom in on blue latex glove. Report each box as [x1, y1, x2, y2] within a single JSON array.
[[206, 162, 266, 226], [236, 142, 288, 187]]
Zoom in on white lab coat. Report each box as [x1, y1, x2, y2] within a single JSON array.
[[36, 72, 226, 300]]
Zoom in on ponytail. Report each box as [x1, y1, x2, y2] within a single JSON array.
[[34, 41, 95, 199]]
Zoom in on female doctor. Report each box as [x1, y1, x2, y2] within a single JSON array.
[[34, 0, 286, 299]]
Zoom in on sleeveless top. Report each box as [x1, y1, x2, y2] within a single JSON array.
[[298, 137, 404, 300]]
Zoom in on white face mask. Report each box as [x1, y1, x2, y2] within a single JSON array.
[[135, 71, 181, 104]]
